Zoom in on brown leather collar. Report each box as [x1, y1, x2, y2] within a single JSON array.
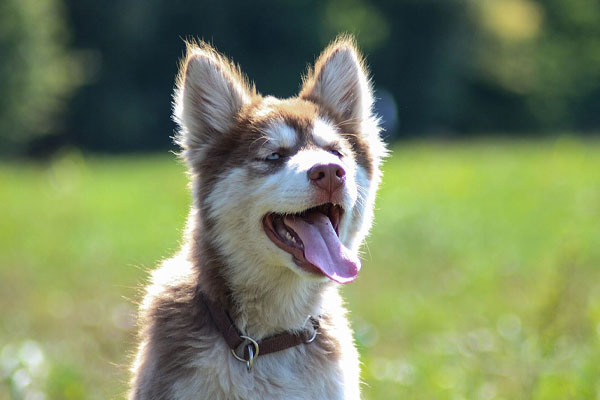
[[200, 293, 320, 368]]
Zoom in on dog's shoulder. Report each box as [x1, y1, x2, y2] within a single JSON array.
[[140, 252, 206, 330], [130, 253, 219, 399]]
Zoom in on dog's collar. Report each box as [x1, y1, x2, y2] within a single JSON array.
[[200, 293, 320, 372]]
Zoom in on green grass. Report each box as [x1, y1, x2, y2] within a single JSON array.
[[1, 137, 599, 399]]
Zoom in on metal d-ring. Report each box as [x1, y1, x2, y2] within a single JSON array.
[[305, 327, 318, 343], [245, 345, 254, 372], [231, 335, 260, 372], [303, 315, 319, 343]]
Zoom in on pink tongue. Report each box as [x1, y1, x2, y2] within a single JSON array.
[[284, 213, 360, 284]]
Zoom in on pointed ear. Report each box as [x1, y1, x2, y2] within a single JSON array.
[[300, 38, 373, 124], [174, 42, 255, 151]]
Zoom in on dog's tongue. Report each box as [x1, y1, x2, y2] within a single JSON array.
[[284, 213, 360, 284]]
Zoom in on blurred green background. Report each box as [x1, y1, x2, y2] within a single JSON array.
[[1, 0, 599, 399]]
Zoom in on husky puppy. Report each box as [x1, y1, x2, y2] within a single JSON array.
[[129, 36, 386, 400]]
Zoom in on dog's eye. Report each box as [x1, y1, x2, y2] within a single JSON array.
[[330, 149, 343, 158], [265, 152, 281, 161]]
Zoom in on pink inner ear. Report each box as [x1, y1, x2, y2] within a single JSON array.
[[176, 46, 254, 144], [300, 45, 372, 123]]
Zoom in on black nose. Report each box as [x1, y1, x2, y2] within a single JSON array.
[[307, 163, 346, 194]]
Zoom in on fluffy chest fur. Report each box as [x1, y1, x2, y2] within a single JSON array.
[[131, 256, 360, 400], [129, 36, 385, 400]]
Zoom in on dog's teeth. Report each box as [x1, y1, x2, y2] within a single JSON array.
[[284, 231, 298, 244]]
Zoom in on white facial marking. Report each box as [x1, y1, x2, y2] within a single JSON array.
[[266, 123, 297, 149], [313, 118, 339, 148], [288, 147, 343, 172]]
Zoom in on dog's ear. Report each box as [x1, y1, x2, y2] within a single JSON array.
[[174, 42, 254, 152], [300, 37, 373, 125]]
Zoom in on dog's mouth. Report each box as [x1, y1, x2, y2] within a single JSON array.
[[263, 203, 360, 284]]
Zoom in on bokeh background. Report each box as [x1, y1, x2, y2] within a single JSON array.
[[1, 0, 600, 399]]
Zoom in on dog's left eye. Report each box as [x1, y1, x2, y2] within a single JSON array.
[[330, 149, 343, 158], [265, 152, 281, 161]]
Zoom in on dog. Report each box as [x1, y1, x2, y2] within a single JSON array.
[[129, 36, 386, 400]]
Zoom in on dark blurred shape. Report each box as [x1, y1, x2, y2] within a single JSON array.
[[374, 88, 398, 141], [1, 0, 600, 156]]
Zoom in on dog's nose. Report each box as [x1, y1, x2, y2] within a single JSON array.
[[308, 163, 346, 194]]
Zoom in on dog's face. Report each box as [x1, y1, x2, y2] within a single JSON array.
[[174, 38, 385, 285]]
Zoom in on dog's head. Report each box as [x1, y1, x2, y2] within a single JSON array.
[[174, 37, 386, 285]]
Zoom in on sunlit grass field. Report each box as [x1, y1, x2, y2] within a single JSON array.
[[1, 138, 599, 399]]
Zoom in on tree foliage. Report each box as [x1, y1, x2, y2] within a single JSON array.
[[0, 0, 84, 155], [1, 0, 599, 155]]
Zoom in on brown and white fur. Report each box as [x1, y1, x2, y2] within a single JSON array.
[[129, 36, 386, 400]]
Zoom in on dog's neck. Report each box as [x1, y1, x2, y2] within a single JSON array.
[[227, 268, 327, 339], [189, 217, 329, 339]]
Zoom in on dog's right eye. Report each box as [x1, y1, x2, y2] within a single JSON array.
[[265, 152, 281, 161]]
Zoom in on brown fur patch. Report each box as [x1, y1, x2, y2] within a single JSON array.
[[130, 261, 217, 398], [341, 130, 374, 178], [312, 313, 343, 361]]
